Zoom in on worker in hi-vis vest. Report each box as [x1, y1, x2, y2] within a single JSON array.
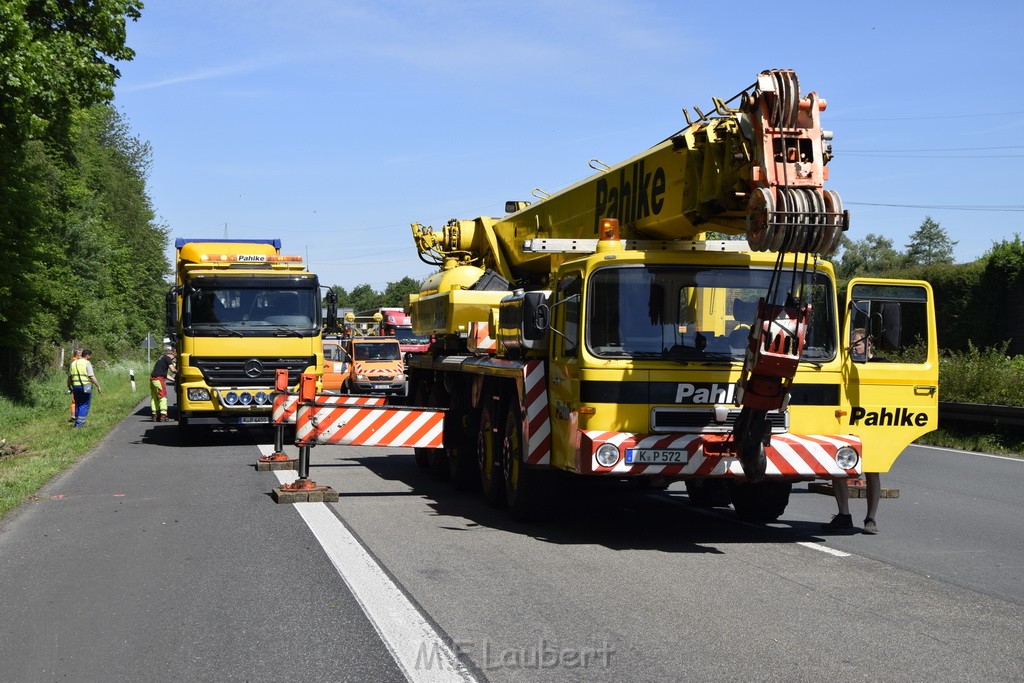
[[67, 349, 101, 427], [149, 348, 177, 422]]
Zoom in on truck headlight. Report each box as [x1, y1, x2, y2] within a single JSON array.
[[356, 374, 367, 381], [595, 443, 620, 467], [239, 391, 253, 405], [255, 391, 269, 404], [223, 391, 239, 405], [188, 388, 211, 401], [835, 446, 859, 470]]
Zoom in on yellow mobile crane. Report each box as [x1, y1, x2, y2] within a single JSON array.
[[397, 69, 938, 521]]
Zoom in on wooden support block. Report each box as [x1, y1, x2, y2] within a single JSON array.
[[807, 481, 899, 498], [271, 486, 339, 504], [256, 459, 297, 471]]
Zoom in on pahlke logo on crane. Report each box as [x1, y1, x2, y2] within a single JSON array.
[[850, 406, 929, 427], [594, 160, 667, 232]]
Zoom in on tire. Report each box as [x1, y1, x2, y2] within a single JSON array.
[[502, 405, 556, 522], [410, 377, 434, 470], [445, 384, 480, 491], [685, 478, 731, 508], [727, 480, 792, 521], [413, 448, 430, 469], [477, 395, 506, 508], [177, 415, 199, 445], [425, 379, 449, 480]]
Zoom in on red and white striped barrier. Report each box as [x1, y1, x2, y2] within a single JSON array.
[[295, 403, 444, 448], [272, 393, 385, 425]]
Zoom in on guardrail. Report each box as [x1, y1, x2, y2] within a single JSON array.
[[939, 402, 1024, 427]]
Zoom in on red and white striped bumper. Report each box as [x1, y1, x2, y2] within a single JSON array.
[[579, 431, 861, 479]]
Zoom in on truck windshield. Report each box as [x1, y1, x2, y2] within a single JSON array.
[[184, 279, 320, 335], [352, 342, 402, 361], [586, 265, 835, 362], [393, 327, 431, 345]]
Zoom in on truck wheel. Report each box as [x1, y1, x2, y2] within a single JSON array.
[[413, 448, 430, 469], [177, 416, 199, 445], [727, 480, 792, 521], [445, 385, 480, 491], [502, 406, 556, 522], [685, 478, 731, 508], [477, 397, 506, 508], [425, 379, 450, 480]]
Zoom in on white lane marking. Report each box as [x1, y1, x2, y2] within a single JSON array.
[[656, 492, 853, 558], [911, 444, 1023, 462], [260, 446, 475, 683], [797, 541, 851, 557]]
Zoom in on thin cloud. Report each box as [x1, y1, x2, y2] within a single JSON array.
[[121, 56, 291, 92]]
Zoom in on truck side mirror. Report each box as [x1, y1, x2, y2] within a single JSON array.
[[165, 288, 179, 333], [534, 303, 551, 331], [324, 289, 338, 331]]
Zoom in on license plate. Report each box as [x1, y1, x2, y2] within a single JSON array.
[[372, 384, 390, 389], [239, 415, 270, 424], [625, 448, 687, 464]]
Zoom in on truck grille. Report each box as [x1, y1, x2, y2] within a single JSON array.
[[651, 407, 788, 434], [192, 356, 315, 387]]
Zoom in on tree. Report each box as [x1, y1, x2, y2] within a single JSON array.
[[835, 233, 907, 279], [0, 0, 142, 152], [347, 284, 385, 313], [0, 1, 145, 397], [382, 277, 422, 307], [905, 216, 957, 266]]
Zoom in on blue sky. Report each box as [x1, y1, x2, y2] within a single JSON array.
[[115, 1, 1024, 291]]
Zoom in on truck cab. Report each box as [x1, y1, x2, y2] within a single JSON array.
[[321, 336, 351, 393], [344, 337, 407, 397]]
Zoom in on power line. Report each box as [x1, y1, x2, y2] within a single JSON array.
[[847, 202, 1024, 212], [845, 145, 1024, 152]]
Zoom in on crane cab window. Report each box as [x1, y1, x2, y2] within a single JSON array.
[[587, 264, 836, 362]]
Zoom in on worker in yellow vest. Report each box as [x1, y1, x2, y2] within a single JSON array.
[[67, 349, 102, 427], [67, 347, 83, 422], [149, 348, 177, 421]]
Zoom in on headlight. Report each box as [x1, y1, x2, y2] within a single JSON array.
[[223, 391, 239, 406], [356, 374, 367, 381], [187, 388, 211, 401], [239, 391, 253, 405], [595, 443, 620, 467], [835, 446, 859, 470], [254, 391, 269, 404]]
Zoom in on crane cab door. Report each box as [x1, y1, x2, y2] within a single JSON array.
[[548, 273, 584, 471], [843, 278, 939, 473]]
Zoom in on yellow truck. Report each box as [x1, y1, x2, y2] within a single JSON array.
[[166, 238, 326, 437], [295, 69, 937, 523], [401, 69, 938, 520]]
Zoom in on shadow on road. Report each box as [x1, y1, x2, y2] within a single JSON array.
[[320, 450, 838, 554]]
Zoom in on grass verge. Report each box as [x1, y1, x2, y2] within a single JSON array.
[[0, 360, 148, 521], [916, 426, 1024, 458]]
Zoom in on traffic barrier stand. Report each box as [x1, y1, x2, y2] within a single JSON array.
[[257, 369, 298, 470], [270, 374, 339, 503], [270, 444, 340, 503]]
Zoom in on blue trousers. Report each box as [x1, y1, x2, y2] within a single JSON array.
[[72, 386, 92, 427]]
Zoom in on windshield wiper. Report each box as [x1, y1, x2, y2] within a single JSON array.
[[196, 323, 244, 337], [268, 326, 305, 337]]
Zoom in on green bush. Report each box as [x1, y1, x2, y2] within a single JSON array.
[[939, 341, 1024, 406]]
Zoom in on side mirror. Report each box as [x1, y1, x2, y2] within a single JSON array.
[[534, 303, 551, 331], [324, 289, 338, 331]]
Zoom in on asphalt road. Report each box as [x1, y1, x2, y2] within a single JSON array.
[[1, 403, 1022, 682]]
